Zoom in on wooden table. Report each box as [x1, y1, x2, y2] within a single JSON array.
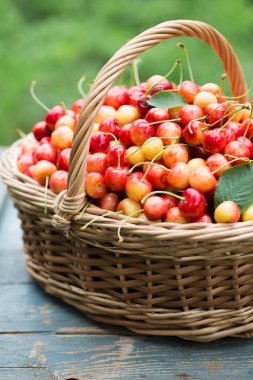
[[1, 183, 253, 379]]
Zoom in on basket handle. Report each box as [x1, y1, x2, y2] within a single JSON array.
[[52, 20, 248, 234]]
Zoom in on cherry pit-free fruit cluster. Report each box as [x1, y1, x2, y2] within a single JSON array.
[[17, 56, 253, 225]]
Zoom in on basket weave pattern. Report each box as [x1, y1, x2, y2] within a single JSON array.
[[1, 20, 253, 342]]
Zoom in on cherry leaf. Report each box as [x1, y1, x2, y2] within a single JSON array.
[[214, 163, 253, 212], [147, 91, 187, 109]]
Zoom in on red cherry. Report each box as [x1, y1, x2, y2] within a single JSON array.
[[45, 105, 65, 128], [17, 152, 37, 176], [39, 136, 51, 145], [104, 166, 128, 192], [242, 119, 253, 140], [144, 164, 168, 189], [224, 140, 251, 165], [143, 196, 167, 220], [178, 188, 207, 218], [87, 153, 108, 173], [89, 132, 111, 154], [98, 193, 119, 211], [129, 92, 151, 117], [161, 194, 178, 209], [128, 86, 145, 97], [85, 172, 108, 198], [222, 128, 235, 144], [145, 107, 169, 124], [118, 124, 133, 147], [163, 144, 189, 168], [167, 162, 190, 190], [236, 136, 253, 158], [156, 121, 182, 145], [21, 140, 38, 154], [130, 119, 155, 146], [49, 170, 68, 194], [106, 145, 128, 167], [180, 105, 203, 126], [98, 117, 121, 138], [71, 98, 85, 114], [189, 166, 217, 193], [179, 81, 199, 104], [57, 148, 71, 171], [202, 128, 226, 153], [182, 121, 204, 145], [193, 214, 212, 223], [34, 143, 57, 164], [148, 81, 173, 95], [204, 103, 227, 126], [206, 153, 231, 179], [165, 207, 189, 223], [32, 121, 51, 141], [225, 122, 245, 138], [103, 86, 129, 110]]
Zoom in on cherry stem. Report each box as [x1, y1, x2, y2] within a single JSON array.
[[44, 175, 49, 214], [128, 161, 171, 175], [226, 80, 253, 100], [177, 42, 194, 82], [77, 75, 87, 98], [141, 190, 185, 205], [224, 154, 252, 163], [218, 105, 245, 132], [117, 209, 143, 243], [30, 81, 50, 112], [148, 117, 182, 125], [125, 137, 177, 158], [104, 132, 121, 169], [218, 73, 227, 102], [16, 128, 26, 138], [79, 201, 91, 218], [80, 210, 123, 231], [211, 157, 250, 175], [132, 59, 141, 86], [243, 102, 253, 138]]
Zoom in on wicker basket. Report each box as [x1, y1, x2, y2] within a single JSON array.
[[1, 20, 253, 342]]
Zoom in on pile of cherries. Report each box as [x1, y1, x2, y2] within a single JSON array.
[[17, 74, 253, 224]]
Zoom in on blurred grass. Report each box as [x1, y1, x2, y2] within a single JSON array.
[[0, 0, 252, 145]]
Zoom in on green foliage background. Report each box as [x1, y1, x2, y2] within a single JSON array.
[[1, 0, 252, 145]]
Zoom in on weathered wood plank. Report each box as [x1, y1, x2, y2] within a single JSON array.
[[1, 333, 253, 380]]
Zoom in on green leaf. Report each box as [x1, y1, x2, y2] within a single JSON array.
[[214, 164, 253, 212], [146, 91, 187, 109]]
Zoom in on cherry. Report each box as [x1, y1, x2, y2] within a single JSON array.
[[49, 170, 68, 194], [118, 124, 133, 147], [98, 193, 119, 211], [236, 136, 253, 158], [130, 119, 155, 146], [193, 213, 212, 223], [141, 137, 164, 160], [145, 164, 168, 189], [223, 127, 235, 144], [85, 172, 108, 198], [103, 86, 129, 110], [117, 198, 142, 217], [242, 119, 253, 140], [145, 107, 169, 124], [21, 140, 38, 154], [89, 132, 111, 154], [178, 188, 207, 218], [55, 114, 77, 131], [206, 153, 231, 179], [71, 98, 85, 114], [194, 91, 217, 108], [129, 91, 151, 116], [125, 146, 145, 166], [182, 121, 204, 145], [45, 105, 65, 128], [189, 166, 217, 193], [187, 157, 206, 172], [51, 126, 73, 150], [105, 166, 128, 192], [98, 117, 121, 138], [33, 121, 51, 141], [180, 105, 203, 126], [125, 172, 152, 202], [34, 143, 57, 164], [242, 204, 253, 221], [106, 145, 128, 167], [225, 121, 245, 138], [116, 105, 140, 125], [128, 86, 145, 97], [161, 194, 178, 209], [156, 121, 182, 145], [163, 144, 189, 168], [57, 148, 71, 171], [224, 140, 250, 164], [96, 105, 117, 123], [87, 152, 108, 173], [33, 160, 57, 185], [202, 128, 226, 153], [165, 207, 189, 223], [204, 103, 227, 126], [167, 162, 190, 189], [148, 81, 173, 95], [200, 83, 221, 97], [214, 201, 240, 223], [179, 81, 199, 104], [17, 152, 37, 176], [39, 137, 51, 145], [146, 75, 169, 91], [143, 196, 167, 220]]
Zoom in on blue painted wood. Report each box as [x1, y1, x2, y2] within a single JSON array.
[[1, 196, 253, 379]]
